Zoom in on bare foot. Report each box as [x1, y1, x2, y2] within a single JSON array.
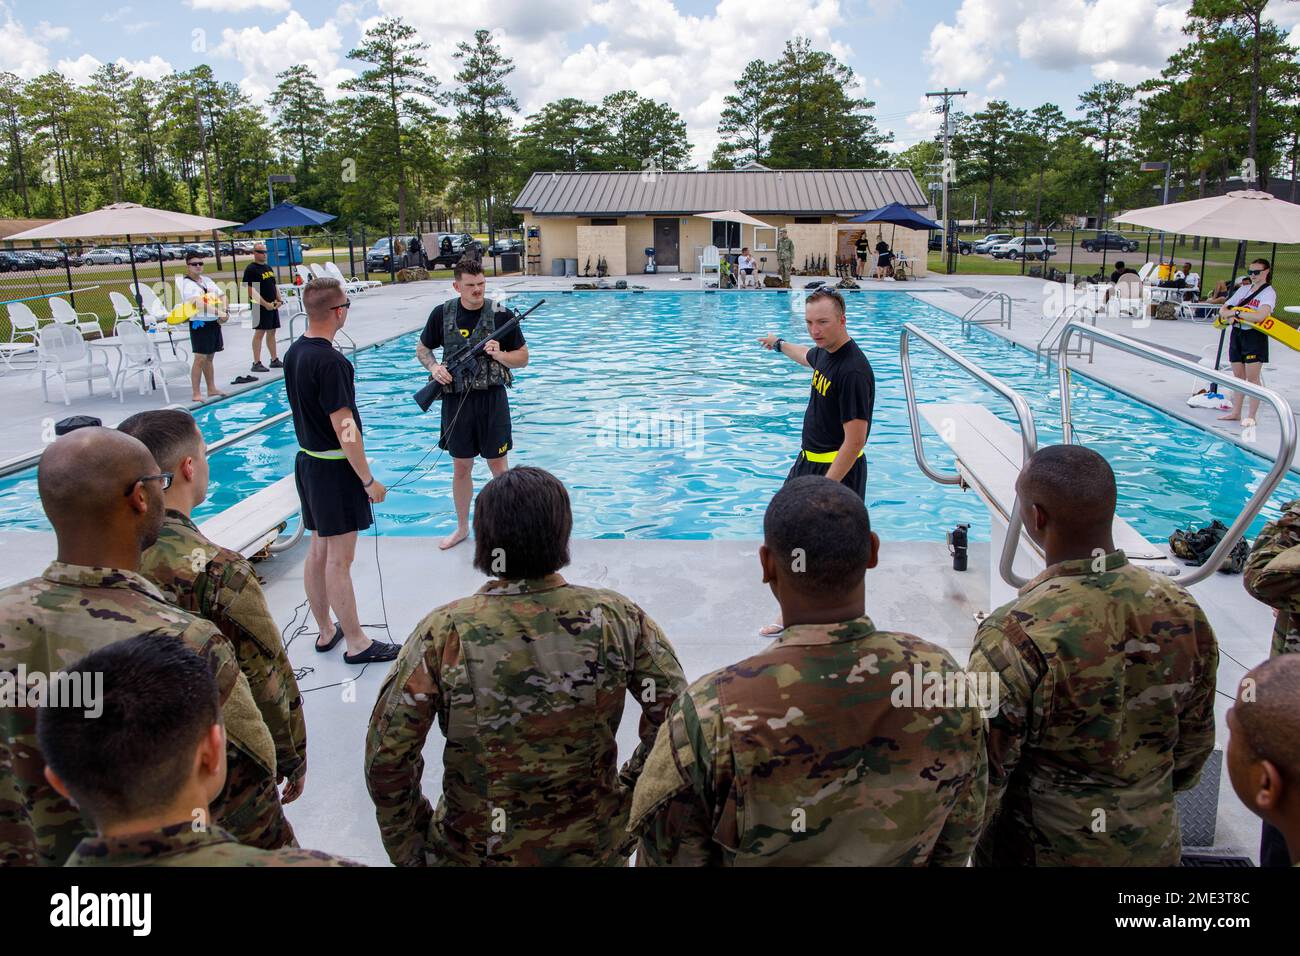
[[1218, 413, 1240, 421], [759, 623, 784, 637], [209, 390, 230, 399], [191, 394, 204, 402], [438, 527, 469, 550]]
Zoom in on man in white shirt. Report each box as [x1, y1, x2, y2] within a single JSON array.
[[1218, 258, 1277, 426], [738, 248, 757, 289]]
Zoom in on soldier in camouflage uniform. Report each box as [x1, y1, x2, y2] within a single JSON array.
[[1225, 655, 1300, 867], [119, 410, 306, 802], [966, 445, 1218, 866], [630, 476, 987, 866], [0, 428, 292, 866], [365, 467, 686, 865], [777, 228, 795, 287], [1240, 499, 1300, 864], [39, 634, 355, 867]]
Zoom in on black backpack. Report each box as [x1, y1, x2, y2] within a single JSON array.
[[1169, 519, 1249, 573]]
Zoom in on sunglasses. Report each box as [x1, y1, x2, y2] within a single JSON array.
[[186, 261, 203, 267], [807, 286, 845, 303], [1248, 269, 1265, 275], [125, 472, 173, 497], [332, 300, 351, 311]]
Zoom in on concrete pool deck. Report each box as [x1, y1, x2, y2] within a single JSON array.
[[0, 271, 1290, 864]]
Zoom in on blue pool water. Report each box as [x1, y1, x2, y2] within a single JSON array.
[[1, 289, 1298, 542]]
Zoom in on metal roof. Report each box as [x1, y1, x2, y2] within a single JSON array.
[[513, 169, 928, 216]]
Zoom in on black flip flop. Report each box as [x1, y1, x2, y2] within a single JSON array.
[[344, 640, 400, 665], [315, 622, 344, 653]]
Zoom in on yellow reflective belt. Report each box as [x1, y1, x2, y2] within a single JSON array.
[[802, 448, 865, 464], [299, 446, 346, 460]]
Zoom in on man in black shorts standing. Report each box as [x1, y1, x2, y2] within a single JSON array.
[[416, 258, 529, 550], [757, 285, 874, 632], [244, 242, 283, 373], [283, 277, 398, 665]]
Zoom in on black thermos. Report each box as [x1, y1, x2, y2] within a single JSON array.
[[948, 524, 970, 572]]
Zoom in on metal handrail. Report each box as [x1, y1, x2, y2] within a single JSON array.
[[960, 291, 1011, 330], [1036, 304, 1096, 365], [206, 410, 294, 456], [285, 309, 356, 360], [1057, 320, 1298, 585], [902, 322, 1039, 587]]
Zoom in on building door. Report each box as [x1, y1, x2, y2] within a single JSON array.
[[654, 218, 679, 268]]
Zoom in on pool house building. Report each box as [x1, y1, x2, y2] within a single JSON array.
[[512, 166, 935, 278]]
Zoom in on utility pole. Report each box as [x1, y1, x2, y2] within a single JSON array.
[[926, 88, 967, 274], [194, 93, 222, 270]]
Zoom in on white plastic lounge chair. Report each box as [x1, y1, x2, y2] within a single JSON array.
[[325, 261, 380, 291], [1113, 272, 1145, 316], [48, 296, 104, 340], [109, 291, 144, 333], [114, 321, 190, 404], [0, 302, 40, 370], [294, 264, 314, 285], [698, 245, 721, 284], [131, 283, 170, 326], [36, 323, 116, 404]]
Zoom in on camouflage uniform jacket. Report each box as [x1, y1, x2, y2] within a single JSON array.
[[66, 822, 358, 867], [1243, 499, 1300, 657], [0, 563, 284, 866], [141, 509, 306, 783], [629, 615, 988, 866], [966, 550, 1218, 867], [365, 574, 687, 866]]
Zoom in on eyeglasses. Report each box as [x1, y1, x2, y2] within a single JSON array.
[[332, 300, 351, 311], [125, 472, 173, 497]]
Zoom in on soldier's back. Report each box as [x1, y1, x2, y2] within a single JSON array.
[[969, 553, 1218, 866], [65, 824, 359, 867]]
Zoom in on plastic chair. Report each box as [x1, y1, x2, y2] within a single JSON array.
[[698, 244, 721, 283], [36, 323, 115, 404], [110, 291, 144, 333], [1, 302, 40, 370], [131, 283, 171, 324], [294, 264, 314, 285], [325, 261, 380, 291], [114, 321, 190, 404], [48, 296, 105, 339]]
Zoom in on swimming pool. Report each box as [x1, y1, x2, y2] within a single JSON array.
[[1, 289, 1297, 541]]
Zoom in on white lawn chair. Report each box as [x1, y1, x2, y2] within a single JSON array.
[[48, 296, 104, 340], [325, 261, 380, 291], [36, 323, 116, 405], [294, 264, 314, 285], [114, 321, 190, 404], [1113, 273, 1145, 316], [310, 263, 328, 280], [1136, 262, 1157, 284], [698, 244, 721, 284], [1, 302, 40, 370], [131, 283, 170, 326], [109, 291, 143, 333]]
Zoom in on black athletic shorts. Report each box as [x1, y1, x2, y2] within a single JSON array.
[[785, 451, 867, 500], [189, 320, 224, 355], [1229, 325, 1269, 364], [294, 452, 372, 536], [439, 386, 513, 460], [254, 307, 280, 331]]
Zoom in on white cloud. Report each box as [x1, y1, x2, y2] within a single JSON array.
[[0, 2, 52, 77], [926, 0, 1191, 91], [55, 52, 176, 85], [386, 0, 852, 165], [34, 21, 69, 42], [102, 5, 133, 22], [1267, 0, 1300, 29], [214, 11, 354, 100], [189, 0, 290, 12]]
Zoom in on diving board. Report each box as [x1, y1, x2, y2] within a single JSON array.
[[920, 402, 1176, 606], [198, 474, 300, 558]]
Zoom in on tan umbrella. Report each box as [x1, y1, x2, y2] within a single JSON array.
[[694, 209, 773, 248], [1114, 189, 1300, 243], [6, 203, 240, 311]]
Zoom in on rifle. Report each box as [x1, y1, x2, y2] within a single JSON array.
[[413, 299, 545, 412]]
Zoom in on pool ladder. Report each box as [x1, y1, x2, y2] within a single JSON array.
[[959, 291, 1012, 332], [901, 319, 1298, 587], [1035, 304, 1097, 366]]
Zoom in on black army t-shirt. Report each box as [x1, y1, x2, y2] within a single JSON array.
[[242, 261, 278, 305], [419, 301, 526, 353], [283, 335, 360, 453], [801, 337, 875, 454]]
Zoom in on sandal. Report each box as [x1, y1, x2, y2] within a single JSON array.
[[315, 622, 344, 653], [344, 640, 400, 665]]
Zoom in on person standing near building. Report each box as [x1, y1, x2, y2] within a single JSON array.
[[777, 228, 794, 287], [1218, 257, 1276, 427], [283, 277, 398, 666], [244, 242, 283, 373], [855, 231, 870, 278]]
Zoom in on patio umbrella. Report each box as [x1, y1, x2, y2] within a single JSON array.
[[237, 202, 338, 283], [694, 209, 774, 249], [6, 202, 240, 311], [1115, 189, 1300, 386], [847, 202, 940, 246]]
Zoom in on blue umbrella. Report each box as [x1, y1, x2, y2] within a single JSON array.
[[846, 202, 940, 230], [236, 201, 336, 232]]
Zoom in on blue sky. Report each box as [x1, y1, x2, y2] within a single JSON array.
[[4, 0, 1300, 163]]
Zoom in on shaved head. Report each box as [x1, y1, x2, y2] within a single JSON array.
[[38, 427, 165, 556], [1234, 656, 1300, 786], [1017, 444, 1116, 536]]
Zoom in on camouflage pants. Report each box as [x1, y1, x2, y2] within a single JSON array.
[[211, 747, 297, 850]]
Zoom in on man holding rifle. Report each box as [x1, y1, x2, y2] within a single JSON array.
[[416, 258, 529, 550]]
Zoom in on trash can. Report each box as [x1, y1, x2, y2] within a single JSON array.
[[500, 252, 521, 273], [551, 258, 565, 277], [565, 258, 578, 277]]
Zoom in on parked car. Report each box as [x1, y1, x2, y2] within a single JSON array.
[[0, 251, 26, 272], [993, 236, 1057, 261], [928, 233, 973, 254], [488, 237, 521, 256], [365, 235, 420, 272], [80, 247, 131, 264], [973, 233, 1013, 254], [1081, 231, 1139, 253], [19, 250, 63, 269], [234, 240, 256, 254]]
